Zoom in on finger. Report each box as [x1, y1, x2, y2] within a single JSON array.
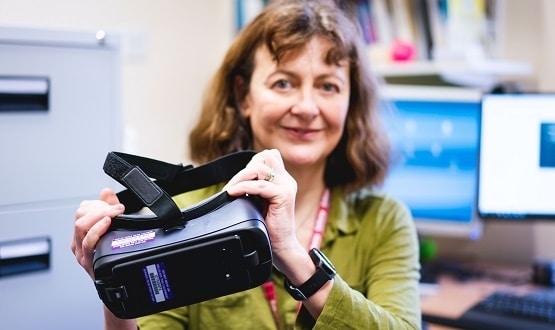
[[100, 188, 120, 205], [255, 149, 285, 183], [263, 167, 276, 183], [249, 149, 282, 168], [75, 200, 124, 221], [224, 149, 283, 188], [223, 162, 275, 192], [80, 216, 111, 278], [71, 189, 124, 279], [82, 215, 111, 255], [261, 149, 284, 168], [72, 203, 123, 258], [76, 189, 123, 219]]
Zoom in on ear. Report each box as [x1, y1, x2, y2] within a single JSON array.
[[233, 75, 251, 117]]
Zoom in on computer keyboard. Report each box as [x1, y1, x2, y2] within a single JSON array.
[[459, 288, 555, 330]]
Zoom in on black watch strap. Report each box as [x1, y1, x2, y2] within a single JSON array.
[[284, 248, 336, 301]]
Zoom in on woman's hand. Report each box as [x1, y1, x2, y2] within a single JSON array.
[[224, 149, 333, 318], [223, 149, 304, 274], [71, 188, 125, 279]]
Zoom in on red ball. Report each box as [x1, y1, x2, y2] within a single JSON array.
[[391, 39, 415, 62]]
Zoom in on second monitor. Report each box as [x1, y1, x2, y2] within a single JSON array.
[[379, 85, 483, 239], [478, 92, 555, 220]]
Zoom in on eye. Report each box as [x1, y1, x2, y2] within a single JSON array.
[[321, 82, 340, 93], [272, 79, 292, 90]]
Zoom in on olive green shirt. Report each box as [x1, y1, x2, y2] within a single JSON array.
[[137, 186, 421, 329]]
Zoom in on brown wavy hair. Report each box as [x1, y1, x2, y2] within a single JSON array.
[[189, 0, 390, 193]]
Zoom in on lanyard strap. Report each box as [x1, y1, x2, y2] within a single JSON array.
[[309, 187, 330, 250], [263, 187, 330, 329]]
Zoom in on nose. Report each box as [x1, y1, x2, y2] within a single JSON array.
[[291, 88, 319, 118]]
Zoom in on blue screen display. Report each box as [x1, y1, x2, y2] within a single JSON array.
[[380, 99, 481, 223]]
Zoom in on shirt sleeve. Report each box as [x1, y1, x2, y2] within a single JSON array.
[[297, 196, 422, 330], [137, 306, 188, 330]]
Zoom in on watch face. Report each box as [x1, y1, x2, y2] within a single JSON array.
[[310, 248, 336, 275], [284, 249, 337, 301]]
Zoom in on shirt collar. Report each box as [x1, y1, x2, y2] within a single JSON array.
[[322, 187, 359, 248]]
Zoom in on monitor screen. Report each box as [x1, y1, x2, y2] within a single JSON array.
[[379, 86, 483, 239], [478, 93, 555, 220]]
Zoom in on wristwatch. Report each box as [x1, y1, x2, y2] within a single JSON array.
[[284, 248, 336, 301]]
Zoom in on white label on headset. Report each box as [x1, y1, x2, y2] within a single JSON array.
[[111, 230, 155, 250], [144, 263, 172, 303]]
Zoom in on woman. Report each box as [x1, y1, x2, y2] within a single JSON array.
[[71, 0, 421, 329]]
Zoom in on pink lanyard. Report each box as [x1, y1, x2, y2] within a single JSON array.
[[263, 188, 330, 329]]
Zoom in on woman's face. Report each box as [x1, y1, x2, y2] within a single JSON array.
[[240, 37, 350, 169]]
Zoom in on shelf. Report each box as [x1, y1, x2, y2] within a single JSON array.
[[375, 59, 533, 77], [373, 59, 533, 90]]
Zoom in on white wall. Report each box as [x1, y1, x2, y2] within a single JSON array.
[[0, 3, 233, 328], [431, 0, 555, 267], [528, 0, 555, 263], [0, 0, 234, 164], [1, 0, 551, 161], [1, 0, 555, 267], [539, 0, 555, 91]]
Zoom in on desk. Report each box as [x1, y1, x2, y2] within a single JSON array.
[[420, 263, 535, 329]]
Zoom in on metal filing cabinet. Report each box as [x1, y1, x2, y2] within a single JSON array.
[[0, 26, 121, 329]]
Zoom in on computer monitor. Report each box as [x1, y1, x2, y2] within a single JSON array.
[[378, 85, 483, 239], [478, 93, 555, 220]]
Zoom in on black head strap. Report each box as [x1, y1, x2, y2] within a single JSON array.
[[103, 150, 256, 230]]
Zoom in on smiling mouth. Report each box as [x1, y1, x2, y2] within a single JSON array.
[[292, 128, 314, 134], [285, 127, 320, 138]]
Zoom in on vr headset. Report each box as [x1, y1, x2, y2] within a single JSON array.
[[93, 151, 273, 319]]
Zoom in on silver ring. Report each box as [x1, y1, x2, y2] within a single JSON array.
[[265, 168, 275, 182]]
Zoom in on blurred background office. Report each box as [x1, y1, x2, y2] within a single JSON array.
[[0, 1, 554, 329], [0, 0, 552, 161]]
